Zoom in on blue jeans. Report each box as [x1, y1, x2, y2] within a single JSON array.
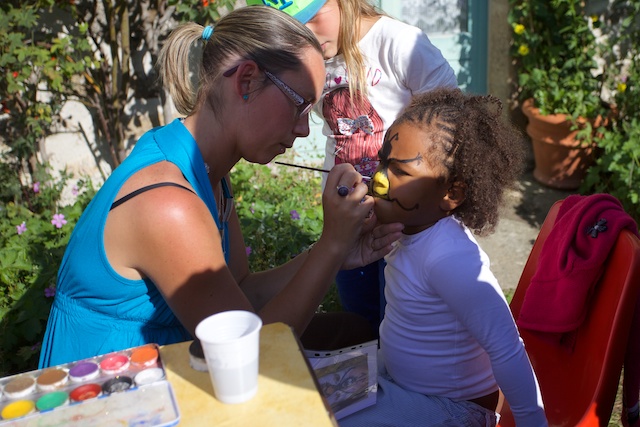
[[339, 373, 498, 427], [335, 259, 386, 338]]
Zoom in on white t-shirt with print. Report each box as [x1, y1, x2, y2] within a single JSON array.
[[315, 15, 458, 183]]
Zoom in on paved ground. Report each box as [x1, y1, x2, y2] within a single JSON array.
[[475, 165, 577, 292]]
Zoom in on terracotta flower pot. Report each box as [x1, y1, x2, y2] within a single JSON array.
[[521, 98, 602, 190]]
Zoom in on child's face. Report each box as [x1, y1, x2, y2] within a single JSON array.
[[371, 122, 452, 234], [305, 0, 341, 60]]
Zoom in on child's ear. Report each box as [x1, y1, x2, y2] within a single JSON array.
[[440, 181, 466, 212]]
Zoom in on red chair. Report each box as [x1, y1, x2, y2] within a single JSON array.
[[498, 199, 640, 426]]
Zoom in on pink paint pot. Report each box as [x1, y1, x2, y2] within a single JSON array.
[[99, 354, 130, 375]]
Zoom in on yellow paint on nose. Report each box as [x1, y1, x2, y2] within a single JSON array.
[[371, 171, 390, 200]]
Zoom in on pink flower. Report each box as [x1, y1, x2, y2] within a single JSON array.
[[71, 185, 79, 196], [16, 221, 27, 235], [51, 213, 67, 228], [33, 182, 40, 193], [246, 246, 252, 256]]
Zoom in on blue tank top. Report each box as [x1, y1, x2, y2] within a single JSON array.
[[39, 119, 229, 367]]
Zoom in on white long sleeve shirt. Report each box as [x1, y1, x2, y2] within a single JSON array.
[[380, 216, 547, 426]]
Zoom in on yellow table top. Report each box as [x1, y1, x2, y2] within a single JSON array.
[[160, 322, 337, 426]]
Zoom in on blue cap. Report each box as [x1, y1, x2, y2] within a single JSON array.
[[246, 0, 328, 24]]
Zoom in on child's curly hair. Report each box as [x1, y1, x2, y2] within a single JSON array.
[[395, 88, 527, 235]]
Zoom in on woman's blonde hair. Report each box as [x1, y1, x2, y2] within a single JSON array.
[[335, 0, 384, 104], [157, 6, 322, 116]]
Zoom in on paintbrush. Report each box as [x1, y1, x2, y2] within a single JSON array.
[[274, 161, 371, 181]]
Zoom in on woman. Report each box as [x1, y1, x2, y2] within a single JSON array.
[[39, 6, 403, 367]]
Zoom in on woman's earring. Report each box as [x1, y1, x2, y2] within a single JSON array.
[[242, 94, 249, 101]]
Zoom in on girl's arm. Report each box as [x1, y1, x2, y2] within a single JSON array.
[[432, 248, 547, 426]]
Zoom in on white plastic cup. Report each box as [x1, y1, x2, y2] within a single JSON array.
[[195, 310, 262, 404]]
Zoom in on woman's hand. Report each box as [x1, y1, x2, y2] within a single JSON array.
[[320, 164, 403, 268], [320, 164, 375, 253]]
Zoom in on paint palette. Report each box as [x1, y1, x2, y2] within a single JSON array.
[[0, 344, 180, 426]]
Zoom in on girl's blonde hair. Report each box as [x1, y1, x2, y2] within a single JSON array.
[[157, 6, 322, 116], [336, 0, 384, 104]]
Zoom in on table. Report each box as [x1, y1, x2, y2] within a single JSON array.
[[160, 322, 337, 426]]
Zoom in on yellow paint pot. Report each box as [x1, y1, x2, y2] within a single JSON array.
[[1, 400, 35, 420]]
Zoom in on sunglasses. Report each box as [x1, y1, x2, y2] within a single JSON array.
[[223, 65, 314, 117]]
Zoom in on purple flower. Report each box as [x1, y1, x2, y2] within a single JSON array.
[[16, 221, 27, 235], [290, 210, 300, 220], [33, 182, 40, 193], [51, 213, 67, 228], [71, 185, 79, 196], [245, 246, 252, 256], [44, 286, 56, 298]]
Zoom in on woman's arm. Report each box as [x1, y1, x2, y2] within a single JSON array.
[[115, 163, 401, 338], [233, 164, 402, 335], [236, 207, 403, 312]]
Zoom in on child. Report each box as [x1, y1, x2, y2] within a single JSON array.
[[248, 0, 458, 338], [342, 88, 548, 426]]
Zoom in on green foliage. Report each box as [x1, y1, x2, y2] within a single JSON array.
[[232, 159, 343, 313], [0, 0, 240, 187], [582, 121, 640, 222], [510, 0, 640, 222], [168, 0, 237, 24], [0, 168, 95, 376], [580, 0, 640, 222], [233, 160, 324, 271], [0, 1, 96, 182], [508, 0, 606, 119]]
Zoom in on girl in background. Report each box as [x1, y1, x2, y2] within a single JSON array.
[[248, 0, 458, 337]]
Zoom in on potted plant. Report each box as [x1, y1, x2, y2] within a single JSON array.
[[508, 0, 610, 190]]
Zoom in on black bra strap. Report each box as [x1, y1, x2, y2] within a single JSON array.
[[110, 182, 196, 211]]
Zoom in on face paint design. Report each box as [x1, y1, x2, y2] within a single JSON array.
[[372, 129, 421, 211], [371, 171, 390, 199]]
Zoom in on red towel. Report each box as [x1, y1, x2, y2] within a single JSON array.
[[518, 194, 639, 335]]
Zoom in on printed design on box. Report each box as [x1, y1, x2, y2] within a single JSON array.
[[305, 340, 378, 420]]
